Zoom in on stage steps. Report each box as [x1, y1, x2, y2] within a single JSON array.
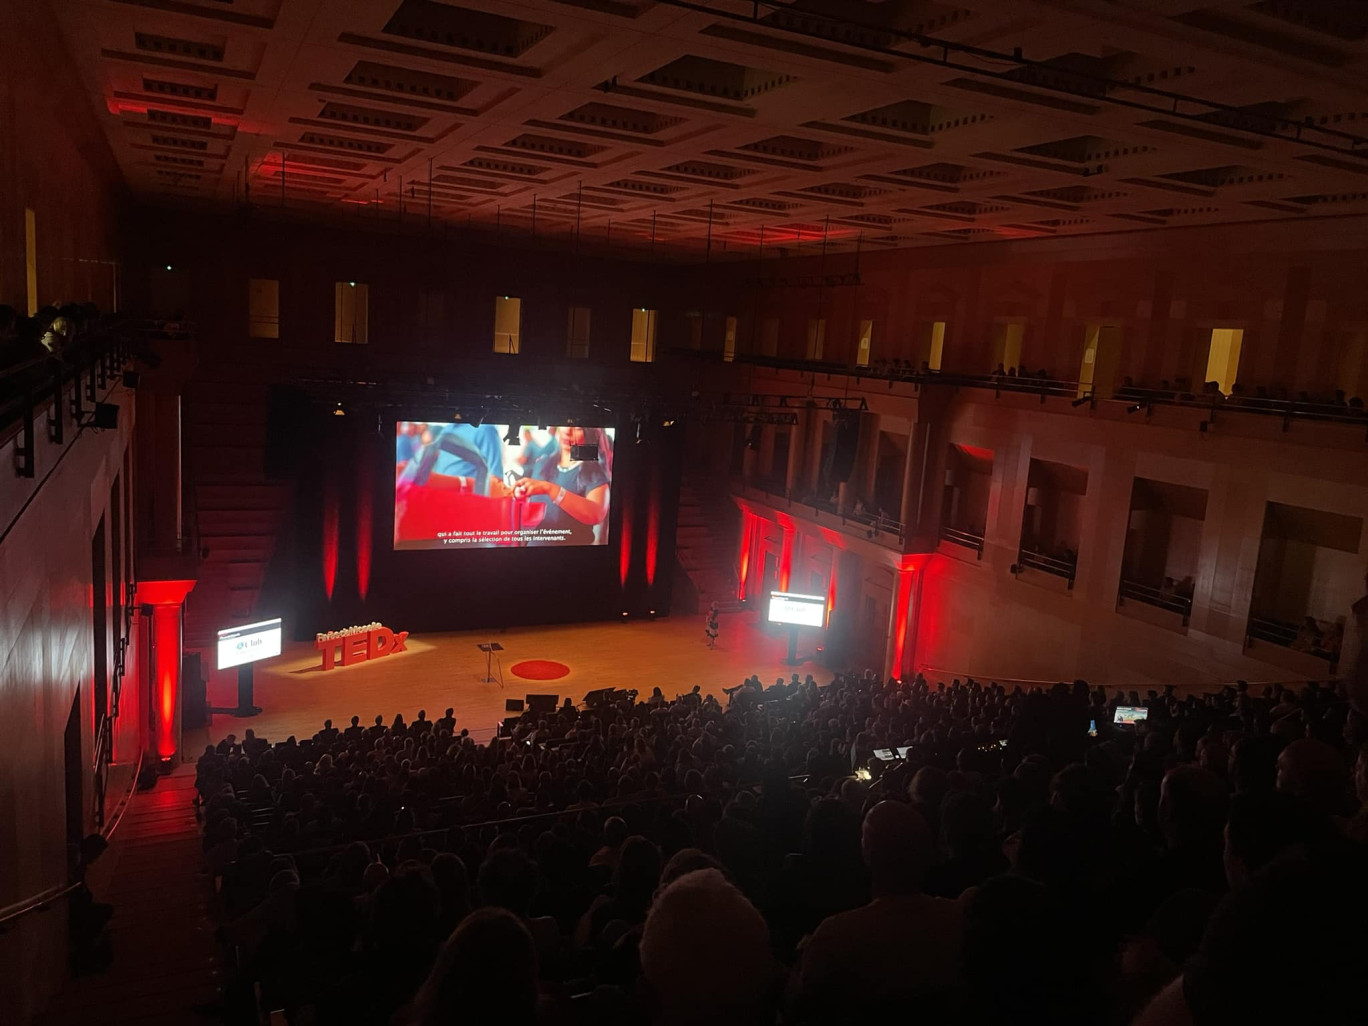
[[674, 478, 742, 613]]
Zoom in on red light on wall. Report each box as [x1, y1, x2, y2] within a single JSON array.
[[737, 513, 753, 601], [826, 560, 838, 623], [322, 475, 339, 600], [778, 526, 795, 592], [356, 458, 373, 601], [890, 567, 915, 678], [619, 492, 633, 588], [645, 465, 660, 587]]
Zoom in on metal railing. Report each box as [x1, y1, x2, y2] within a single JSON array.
[[1247, 615, 1341, 667], [0, 748, 143, 933], [2, 323, 147, 474], [939, 524, 985, 558], [737, 480, 905, 543], [1118, 579, 1193, 625], [731, 353, 1368, 432], [1016, 549, 1077, 587]]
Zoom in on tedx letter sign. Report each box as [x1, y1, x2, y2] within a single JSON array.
[[315, 622, 409, 670]]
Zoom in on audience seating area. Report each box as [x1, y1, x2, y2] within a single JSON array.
[[192, 669, 1368, 1025]]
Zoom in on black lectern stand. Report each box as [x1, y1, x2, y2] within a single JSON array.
[[478, 642, 505, 685]]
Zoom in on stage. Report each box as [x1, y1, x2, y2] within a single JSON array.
[[196, 610, 834, 748]]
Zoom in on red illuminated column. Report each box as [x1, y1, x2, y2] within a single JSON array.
[[885, 559, 924, 681], [778, 521, 795, 592], [136, 579, 196, 764], [737, 513, 753, 602]]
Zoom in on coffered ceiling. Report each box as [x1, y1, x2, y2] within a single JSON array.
[[48, 0, 1368, 255]]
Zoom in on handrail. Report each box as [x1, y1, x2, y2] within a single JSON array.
[[1016, 548, 1077, 587], [917, 666, 1338, 690], [0, 747, 144, 931], [939, 524, 985, 558], [1247, 615, 1340, 665], [1118, 579, 1193, 623], [738, 480, 905, 539], [734, 354, 1368, 431]]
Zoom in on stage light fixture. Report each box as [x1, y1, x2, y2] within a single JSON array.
[[503, 425, 520, 445], [1126, 403, 1145, 414], [164, 264, 173, 272], [333, 402, 345, 417]]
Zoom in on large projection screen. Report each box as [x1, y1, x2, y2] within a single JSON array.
[[394, 422, 616, 550], [768, 591, 826, 628], [217, 617, 283, 670]]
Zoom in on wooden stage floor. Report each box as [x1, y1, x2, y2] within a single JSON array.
[[199, 610, 833, 746]]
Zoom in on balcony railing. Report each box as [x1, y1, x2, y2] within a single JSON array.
[[730, 352, 1368, 430], [1016, 548, 1077, 588], [1247, 615, 1341, 667], [737, 480, 905, 545], [939, 524, 985, 558], [1118, 579, 1193, 625]]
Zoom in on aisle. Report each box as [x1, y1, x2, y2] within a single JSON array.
[[36, 768, 224, 1025]]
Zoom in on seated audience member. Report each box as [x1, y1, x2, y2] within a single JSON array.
[[791, 801, 964, 1022], [640, 869, 778, 1026], [407, 908, 540, 1026], [1153, 765, 1228, 897], [1223, 790, 1332, 887], [925, 790, 1009, 899], [964, 874, 1100, 1025], [1133, 845, 1368, 1026], [1276, 737, 1353, 819]]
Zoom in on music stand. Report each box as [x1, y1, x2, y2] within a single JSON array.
[[477, 642, 504, 685]]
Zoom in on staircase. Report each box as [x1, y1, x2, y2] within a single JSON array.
[[674, 478, 743, 613], [182, 363, 290, 652], [36, 768, 224, 1025]]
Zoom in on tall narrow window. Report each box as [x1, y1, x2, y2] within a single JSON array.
[[723, 316, 737, 362], [761, 318, 780, 357], [1338, 328, 1367, 399], [25, 208, 38, 316], [494, 296, 521, 354], [630, 307, 657, 363], [806, 318, 826, 360], [567, 305, 591, 359], [334, 282, 369, 344], [1077, 324, 1122, 398], [686, 312, 703, 350], [1204, 327, 1244, 394], [248, 278, 279, 338], [856, 320, 874, 367], [926, 320, 946, 371], [991, 321, 1024, 372]]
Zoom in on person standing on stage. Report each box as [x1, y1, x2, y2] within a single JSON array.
[[705, 602, 720, 648]]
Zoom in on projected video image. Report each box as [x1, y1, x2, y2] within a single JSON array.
[[394, 422, 614, 550]]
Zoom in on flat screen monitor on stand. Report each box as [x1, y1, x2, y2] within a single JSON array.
[[767, 591, 826, 665], [216, 617, 282, 716]]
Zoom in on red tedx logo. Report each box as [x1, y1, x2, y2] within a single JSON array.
[[315, 626, 410, 670]]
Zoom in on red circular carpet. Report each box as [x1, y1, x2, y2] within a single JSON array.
[[510, 659, 571, 681]]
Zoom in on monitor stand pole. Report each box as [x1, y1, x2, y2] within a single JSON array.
[[785, 627, 800, 666], [235, 664, 262, 717]]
